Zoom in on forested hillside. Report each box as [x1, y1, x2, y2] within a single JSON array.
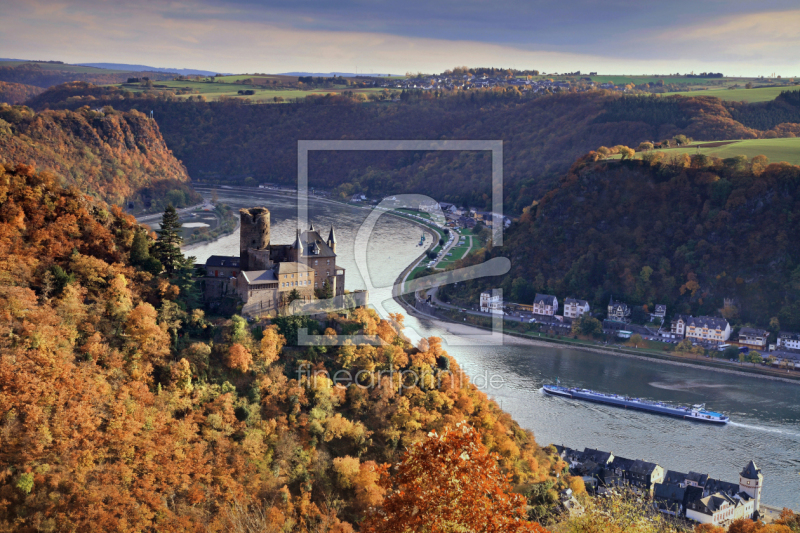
[[0, 81, 44, 105], [0, 103, 199, 209], [0, 62, 174, 88], [0, 163, 572, 532], [445, 152, 800, 330], [29, 85, 800, 213]]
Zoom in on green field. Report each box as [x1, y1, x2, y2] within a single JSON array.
[[632, 138, 800, 165], [589, 75, 732, 86], [672, 85, 793, 103], [113, 77, 387, 102], [436, 238, 472, 266]]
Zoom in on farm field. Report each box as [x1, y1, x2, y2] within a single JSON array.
[[630, 138, 800, 165], [672, 85, 793, 103], [112, 77, 387, 102], [589, 75, 733, 86]]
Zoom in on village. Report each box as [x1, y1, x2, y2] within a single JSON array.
[[375, 72, 627, 94], [478, 290, 800, 371], [552, 446, 770, 529]]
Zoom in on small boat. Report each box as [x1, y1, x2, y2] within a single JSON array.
[[543, 384, 730, 424]]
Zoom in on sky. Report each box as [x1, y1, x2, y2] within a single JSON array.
[[2, 0, 800, 77]]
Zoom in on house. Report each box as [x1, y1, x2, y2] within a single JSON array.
[[624, 460, 665, 496], [533, 294, 558, 316], [738, 327, 770, 349], [438, 202, 457, 213], [777, 331, 800, 351], [651, 304, 667, 320], [480, 292, 503, 314], [685, 316, 731, 344], [563, 298, 590, 319], [671, 315, 691, 338], [686, 492, 755, 527], [654, 483, 687, 516], [607, 296, 631, 322], [768, 350, 800, 368]]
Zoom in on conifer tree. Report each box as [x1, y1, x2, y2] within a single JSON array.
[[153, 205, 185, 274], [129, 228, 150, 266]]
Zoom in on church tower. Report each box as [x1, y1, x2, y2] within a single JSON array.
[[739, 460, 763, 512], [327, 225, 337, 254], [239, 207, 270, 270]]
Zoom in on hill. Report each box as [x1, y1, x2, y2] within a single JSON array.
[[0, 103, 199, 209], [77, 62, 221, 76], [0, 61, 174, 88], [0, 162, 566, 532], [29, 84, 800, 214], [444, 153, 800, 331], [625, 138, 800, 166], [0, 81, 44, 104]]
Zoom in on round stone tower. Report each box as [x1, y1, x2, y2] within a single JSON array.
[[239, 207, 270, 270]]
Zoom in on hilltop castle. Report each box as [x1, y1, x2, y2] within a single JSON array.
[[202, 207, 345, 317]]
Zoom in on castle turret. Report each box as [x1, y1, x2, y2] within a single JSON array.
[[292, 229, 304, 262], [327, 225, 337, 254], [239, 207, 270, 270], [739, 460, 763, 512]]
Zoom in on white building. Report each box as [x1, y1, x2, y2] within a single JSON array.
[[685, 316, 731, 344], [563, 298, 590, 319], [738, 327, 769, 349], [651, 304, 667, 320], [777, 331, 800, 351], [480, 292, 503, 314], [685, 461, 761, 527], [533, 294, 558, 316]]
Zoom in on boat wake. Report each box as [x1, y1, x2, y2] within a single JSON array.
[[728, 421, 800, 438]]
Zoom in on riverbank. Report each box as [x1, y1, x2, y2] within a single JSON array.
[[394, 290, 800, 386]]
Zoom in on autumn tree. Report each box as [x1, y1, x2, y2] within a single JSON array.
[[361, 422, 549, 533]]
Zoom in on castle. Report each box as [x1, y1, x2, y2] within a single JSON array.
[[202, 207, 345, 317]]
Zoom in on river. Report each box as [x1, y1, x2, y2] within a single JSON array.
[[189, 187, 800, 510]]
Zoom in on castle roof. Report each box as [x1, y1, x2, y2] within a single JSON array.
[[293, 230, 304, 251], [740, 460, 761, 480], [275, 262, 315, 275], [301, 230, 336, 258], [328, 225, 337, 244], [240, 270, 277, 284], [205, 255, 240, 268]]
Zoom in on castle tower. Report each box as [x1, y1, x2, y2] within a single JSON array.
[[739, 460, 763, 512], [291, 229, 304, 262], [239, 207, 270, 270], [327, 225, 337, 254]]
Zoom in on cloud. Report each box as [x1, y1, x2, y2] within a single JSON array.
[[2, 0, 799, 76]]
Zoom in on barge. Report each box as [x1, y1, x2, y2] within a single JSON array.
[[543, 384, 730, 424]]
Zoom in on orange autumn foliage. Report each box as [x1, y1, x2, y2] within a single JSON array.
[[361, 422, 550, 533], [226, 342, 253, 372]]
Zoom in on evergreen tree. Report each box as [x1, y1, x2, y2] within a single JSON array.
[[129, 228, 150, 266], [152, 205, 185, 275]]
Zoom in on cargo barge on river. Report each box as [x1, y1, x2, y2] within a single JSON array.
[[543, 385, 730, 424]]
